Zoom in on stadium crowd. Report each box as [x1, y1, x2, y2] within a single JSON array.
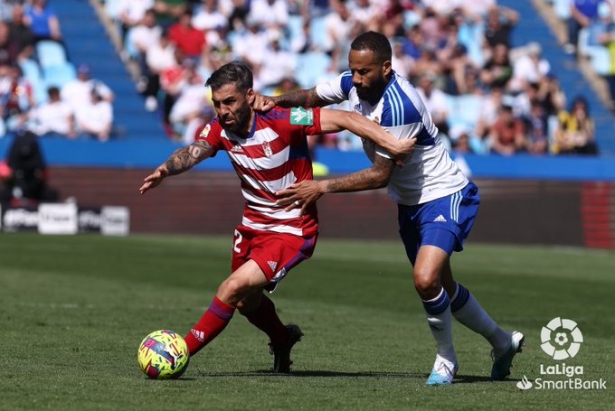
[[1, 0, 610, 157]]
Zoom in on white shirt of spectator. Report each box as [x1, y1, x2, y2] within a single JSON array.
[[74, 100, 113, 136], [130, 23, 162, 54], [30, 100, 73, 135], [324, 7, 355, 52], [232, 28, 269, 67], [416, 86, 449, 126], [256, 37, 297, 89], [349, 0, 382, 27], [511, 50, 551, 92], [61, 79, 113, 111], [458, 0, 496, 18], [146, 42, 177, 74], [248, 0, 289, 28], [192, 4, 228, 32], [118, 0, 154, 23]]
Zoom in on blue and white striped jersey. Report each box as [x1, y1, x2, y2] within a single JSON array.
[[316, 71, 468, 205]]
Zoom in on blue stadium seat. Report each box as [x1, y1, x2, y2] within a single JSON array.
[[42, 63, 77, 88], [18, 58, 48, 104], [36, 40, 68, 68], [295, 52, 332, 88]]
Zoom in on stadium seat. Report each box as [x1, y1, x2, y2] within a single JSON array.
[[295, 52, 332, 88], [36, 40, 68, 68], [18, 59, 48, 104], [42, 63, 77, 88]]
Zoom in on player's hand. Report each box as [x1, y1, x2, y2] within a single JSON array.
[[276, 180, 325, 214], [252, 94, 276, 112], [139, 166, 168, 194]]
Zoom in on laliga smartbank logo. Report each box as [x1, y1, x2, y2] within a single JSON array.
[[517, 317, 607, 391]]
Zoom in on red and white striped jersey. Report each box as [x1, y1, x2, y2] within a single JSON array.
[[196, 107, 321, 237]]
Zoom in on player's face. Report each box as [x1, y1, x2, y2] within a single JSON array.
[[211, 83, 255, 135], [348, 49, 391, 103]]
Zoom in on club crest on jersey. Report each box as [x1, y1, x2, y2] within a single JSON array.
[[290, 107, 313, 125], [262, 141, 273, 157], [199, 124, 211, 138]]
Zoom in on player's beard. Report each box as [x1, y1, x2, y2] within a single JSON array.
[[356, 76, 388, 104], [223, 103, 252, 135]]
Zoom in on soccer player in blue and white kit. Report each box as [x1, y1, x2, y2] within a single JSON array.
[[257, 31, 524, 385]]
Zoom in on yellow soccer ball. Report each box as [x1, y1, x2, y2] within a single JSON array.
[[137, 330, 190, 379]]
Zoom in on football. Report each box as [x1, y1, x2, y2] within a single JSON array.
[[137, 330, 190, 379]]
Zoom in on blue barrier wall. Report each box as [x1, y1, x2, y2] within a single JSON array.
[[1, 136, 614, 181]]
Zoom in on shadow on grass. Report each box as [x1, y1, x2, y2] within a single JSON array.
[[196, 370, 423, 378]]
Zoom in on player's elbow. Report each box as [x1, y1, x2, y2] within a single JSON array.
[[370, 170, 390, 189]]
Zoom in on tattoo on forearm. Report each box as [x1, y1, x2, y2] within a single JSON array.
[[276, 88, 323, 108], [165, 141, 211, 175], [327, 169, 387, 193]]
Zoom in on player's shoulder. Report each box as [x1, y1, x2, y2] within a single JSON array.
[[260, 107, 316, 127], [197, 117, 222, 140]]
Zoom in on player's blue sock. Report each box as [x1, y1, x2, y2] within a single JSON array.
[[422, 288, 456, 362], [450, 283, 509, 354]]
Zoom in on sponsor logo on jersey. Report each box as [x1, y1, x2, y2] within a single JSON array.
[[290, 107, 313, 125]]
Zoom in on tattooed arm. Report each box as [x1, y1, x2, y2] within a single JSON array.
[[252, 87, 332, 111], [276, 154, 394, 213], [139, 140, 214, 194]]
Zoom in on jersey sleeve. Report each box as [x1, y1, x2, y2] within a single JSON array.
[[195, 119, 223, 155], [315, 72, 353, 104], [284, 107, 322, 143]]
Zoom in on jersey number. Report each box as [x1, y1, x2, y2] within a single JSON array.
[[233, 229, 243, 253]]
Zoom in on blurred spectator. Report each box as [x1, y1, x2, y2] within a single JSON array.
[[391, 37, 415, 78], [28, 86, 75, 138], [248, 0, 289, 31], [449, 124, 482, 155], [480, 43, 513, 89], [324, 0, 357, 73], [510, 42, 551, 93], [483, 5, 519, 49], [23, 0, 62, 43], [118, 0, 154, 45], [349, 0, 381, 31], [159, 51, 191, 133], [61, 64, 114, 112], [523, 99, 549, 155], [0, 160, 11, 202], [255, 30, 297, 89], [554, 96, 599, 155], [168, 59, 208, 142], [416, 73, 450, 141], [169, 9, 206, 60], [232, 15, 269, 74], [0, 62, 35, 134], [153, 0, 188, 29], [192, 0, 228, 34], [5, 128, 59, 204], [536, 73, 567, 117], [73, 86, 113, 142], [489, 103, 527, 155], [143, 30, 177, 111], [129, 9, 162, 89], [227, 0, 249, 32], [565, 0, 604, 55], [596, 7, 615, 108], [2, 5, 35, 64], [475, 85, 504, 145]]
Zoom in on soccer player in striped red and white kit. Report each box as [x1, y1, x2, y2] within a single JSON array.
[[140, 61, 415, 373]]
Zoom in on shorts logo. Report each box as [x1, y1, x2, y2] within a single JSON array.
[[434, 215, 447, 222], [540, 317, 583, 360], [267, 260, 278, 272], [290, 107, 313, 125]]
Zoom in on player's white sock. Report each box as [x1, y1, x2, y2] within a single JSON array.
[[422, 288, 456, 363], [450, 283, 510, 355]]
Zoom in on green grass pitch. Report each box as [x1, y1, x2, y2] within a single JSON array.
[[0, 234, 613, 410]]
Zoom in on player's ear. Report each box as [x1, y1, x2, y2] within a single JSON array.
[[246, 88, 255, 105], [382, 60, 392, 77]]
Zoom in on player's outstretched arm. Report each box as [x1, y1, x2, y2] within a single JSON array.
[[253, 87, 331, 111], [139, 140, 214, 194], [319, 109, 416, 158], [276, 155, 394, 214]]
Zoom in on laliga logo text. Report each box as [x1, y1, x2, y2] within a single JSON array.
[[517, 317, 607, 391]]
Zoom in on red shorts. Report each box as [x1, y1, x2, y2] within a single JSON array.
[[231, 226, 318, 291]]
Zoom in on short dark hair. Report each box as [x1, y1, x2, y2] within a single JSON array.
[[205, 61, 253, 92], [350, 31, 392, 64]]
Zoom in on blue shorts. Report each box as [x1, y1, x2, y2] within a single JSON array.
[[398, 181, 480, 265]]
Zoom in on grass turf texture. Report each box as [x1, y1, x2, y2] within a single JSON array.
[[0, 234, 613, 410]]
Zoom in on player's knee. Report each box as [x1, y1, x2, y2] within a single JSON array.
[[413, 270, 440, 298], [218, 277, 250, 304]]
